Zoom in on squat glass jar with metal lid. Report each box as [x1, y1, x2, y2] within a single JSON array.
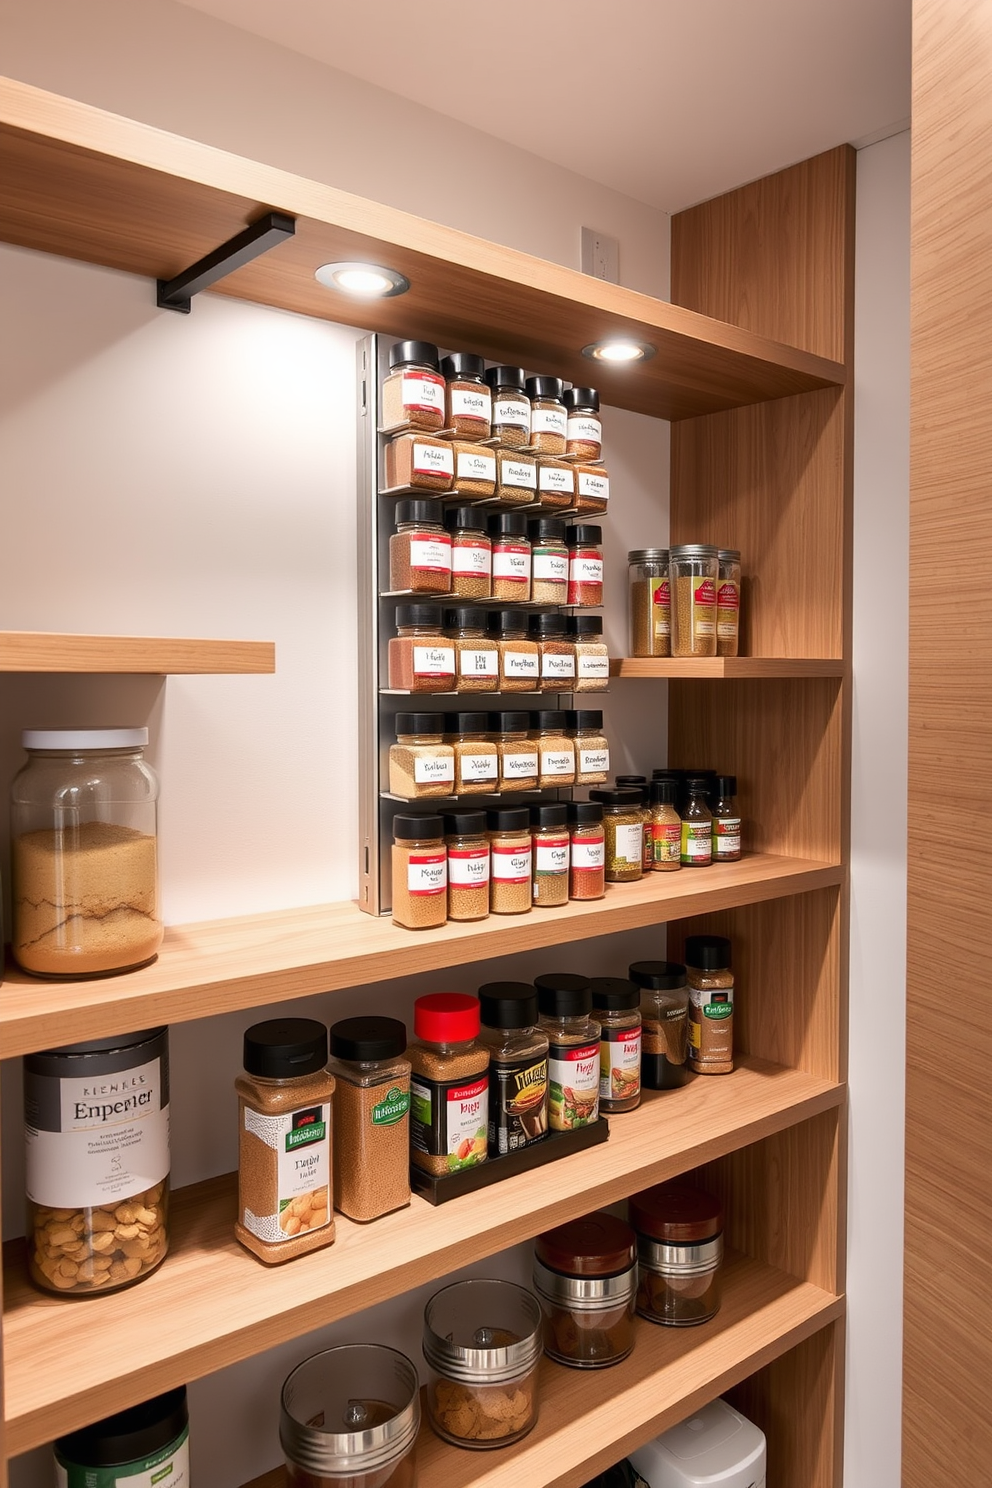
[[489, 513, 532, 600], [440, 352, 492, 440], [589, 788, 645, 882], [526, 376, 567, 454], [487, 807, 533, 916], [628, 549, 671, 657], [528, 518, 569, 603], [530, 613, 576, 692], [442, 810, 491, 923], [670, 544, 719, 657], [446, 608, 499, 694], [444, 711, 499, 795], [328, 1017, 411, 1223], [382, 339, 445, 432], [388, 500, 452, 595], [391, 814, 447, 930], [446, 508, 492, 599], [388, 604, 456, 693], [536, 973, 601, 1130], [424, 1278, 542, 1449], [630, 960, 689, 1090], [630, 1181, 724, 1327], [533, 1212, 637, 1369], [485, 365, 531, 448], [281, 1344, 421, 1487], [568, 801, 606, 900], [491, 711, 539, 792], [531, 803, 570, 908], [388, 713, 455, 799], [567, 525, 604, 606], [568, 614, 610, 692], [563, 387, 602, 460], [568, 709, 609, 785], [717, 548, 742, 656], [488, 610, 540, 692], [591, 977, 642, 1113]]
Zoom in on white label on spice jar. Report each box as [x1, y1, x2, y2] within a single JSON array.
[[450, 386, 492, 420], [567, 415, 602, 444], [56, 1429, 192, 1488], [503, 649, 539, 678], [456, 449, 497, 484], [548, 1042, 600, 1127], [411, 442, 454, 478], [570, 836, 605, 870], [614, 823, 644, 865], [541, 651, 576, 679], [448, 846, 491, 886], [577, 651, 610, 678], [408, 537, 452, 573], [242, 1102, 331, 1244], [458, 751, 499, 782], [500, 459, 537, 490], [714, 817, 742, 856], [531, 406, 567, 436], [458, 647, 499, 678], [535, 838, 569, 875], [502, 750, 539, 779], [569, 555, 604, 585], [577, 471, 609, 502], [452, 539, 492, 576], [539, 748, 575, 777], [493, 396, 530, 429], [532, 551, 568, 581], [413, 754, 455, 785], [492, 543, 531, 581], [492, 841, 533, 882], [406, 851, 447, 894], [580, 747, 610, 773], [412, 644, 455, 678], [539, 465, 575, 494], [401, 371, 445, 413], [600, 1027, 642, 1102]]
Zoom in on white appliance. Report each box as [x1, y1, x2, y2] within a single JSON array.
[[627, 1398, 766, 1488]]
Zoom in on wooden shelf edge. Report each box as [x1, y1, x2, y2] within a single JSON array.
[[0, 631, 275, 674], [611, 656, 845, 679]]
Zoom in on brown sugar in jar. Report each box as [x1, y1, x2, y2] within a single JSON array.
[[451, 441, 497, 498], [383, 432, 454, 493], [388, 500, 452, 594], [447, 508, 492, 599], [526, 376, 567, 454], [328, 1017, 411, 1223], [409, 994, 489, 1176], [563, 387, 602, 461], [391, 815, 448, 930], [485, 365, 531, 449], [381, 340, 445, 432], [387, 604, 456, 693]]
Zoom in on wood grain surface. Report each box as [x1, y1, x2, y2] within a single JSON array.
[[0, 630, 274, 673], [728, 1321, 842, 1488], [611, 656, 845, 678]]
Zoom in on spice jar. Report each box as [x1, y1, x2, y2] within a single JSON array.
[[533, 1213, 637, 1369], [446, 607, 499, 694], [409, 993, 489, 1175], [531, 612, 576, 692], [532, 710, 576, 787], [681, 776, 714, 866], [424, 1278, 542, 1449], [650, 777, 682, 871], [535, 457, 576, 512], [711, 774, 742, 862], [478, 982, 549, 1154], [573, 464, 610, 516], [494, 448, 538, 507], [11, 727, 162, 978], [630, 1181, 724, 1327], [568, 801, 606, 900], [489, 513, 532, 600], [563, 387, 602, 460], [388, 713, 455, 800], [488, 610, 540, 692], [528, 518, 569, 603], [670, 544, 719, 657], [388, 500, 452, 595], [235, 1019, 335, 1264], [590, 978, 642, 1113], [535, 973, 601, 1129], [568, 710, 609, 785], [567, 525, 604, 606], [629, 960, 689, 1090], [281, 1345, 420, 1488], [391, 814, 447, 930], [526, 376, 567, 454], [628, 549, 671, 657], [447, 508, 492, 599], [387, 604, 456, 693], [686, 934, 734, 1075], [444, 712, 500, 794], [717, 548, 742, 656], [440, 352, 492, 440], [568, 614, 611, 692], [382, 340, 445, 432], [443, 810, 491, 922], [383, 432, 454, 492], [487, 807, 533, 915], [530, 803, 570, 908], [24, 1027, 170, 1296], [328, 1016, 411, 1222], [491, 710, 539, 791], [615, 775, 652, 870], [450, 440, 497, 499], [589, 788, 645, 882], [485, 365, 531, 449], [56, 1388, 189, 1488]]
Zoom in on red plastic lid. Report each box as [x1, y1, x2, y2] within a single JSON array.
[[628, 1182, 723, 1243], [535, 1212, 636, 1277], [414, 992, 481, 1044]]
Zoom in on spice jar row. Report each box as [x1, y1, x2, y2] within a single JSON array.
[[387, 601, 608, 693], [388, 709, 611, 799], [590, 772, 743, 874], [628, 545, 742, 657], [389, 508, 608, 601], [385, 438, 609, 512]]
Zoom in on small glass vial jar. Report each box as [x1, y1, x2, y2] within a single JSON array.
[[487, 807, 533, 916], [590, 978, 642, 1113], [568, 614, 610, 691], [631, 1182, 724, 1327], [56, 1390, 189, 1487], [391, 814, 447, 930], [489, 513, 532, 600], [681, 776, 713, 867], [388, 713, 455, 799], [328, 1016, 411, 1222], [528, 518, 569, 603], [424, 1279, 542, 1449], [440, 352, 492, 440], [532, 710, 576, 787], [534, 1212, 637, 1370], [563, 387, 602, 460], [451, 441, 497, 499], [717, 548, 742, 657], [494, 447, 538, 507], [447, 507, 492, 599], [236, 1019, 335, 1264], [567, 525, 604, 606], [446, 607, 500, 694], [535, 973, 601, 1129], [629, 960, 689, 1090], [628, 549, 671, 657], [670, 544, 719, 657], [442, 809, 491, 923], [389, 500, 452, 594], [568, 710, 609, 785], [485, 364, 531, 449], [531, 612, 576, 692], [384, 430, 454, 492], [686, 933, 734, 1075], [649, 776, 682, 871], [531, 803, 570, 908], [568, 801, 605, 900], [478, 982, 549, 1154], [526, 375, 567, 454], [589, 788, 644, 882], [535, 456, 576, 512], [409, 993, 489, 1174], [488, 610, 540, 692], [711, 773, 742, 862], [12, 727, 162, 978], [382, 339, 445, 432], [491, 710, 539, 791], [573, 463, 609, 516], [281, 1345, 421, 1488], [444, 711, 499, 794], [388, 604, 456, 693]]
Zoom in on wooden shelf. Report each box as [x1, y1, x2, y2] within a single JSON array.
[[0, 79, 845, 424], [0, 630, 275, 674], [2, 1059, 843, 1455], [611, 656, 845, 679], [0, 854, 842, 1057]]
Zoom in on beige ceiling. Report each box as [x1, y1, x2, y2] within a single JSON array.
[[176, 0, 910, 212]]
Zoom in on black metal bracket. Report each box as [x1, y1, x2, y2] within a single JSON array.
[[156, 211, 297, 313]]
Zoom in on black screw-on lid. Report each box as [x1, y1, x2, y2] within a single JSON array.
[[685, 776, 712, 793], [589, 787, 644, 807], [568, 800, 604, 825], [529, 612, 568, 637], [534, 709, 568, 730], [562, 387, 600, 412], [528, 518, 567, 543], [389, 340, 439, 370], [615, 774, 647, 787], [395, 602, 443, 628], [684, 934, 733, 971], [487, 609, 529, 636], [243, 1018, 328, 1079], [590, 977, 640, 1011], [444, 606, 487, 630], [392, 813, 444, 840], [531, 803, 569, 828], [526, 375, 565, 400], [330, 1016, 407, 1063], [568, 525, 603, 544], [394, 498, 442, 526], [485, 365, 527, 391], [489, 511, 529, 538], [650, 778, 679, 806], [446, 505, 489, 532], [440, 352, 486, 379], [652, 768, 681, 779], [441, 809, 488, 836], [487, 807, 531, 832], [567, 710, 603, 730], [715, 774, 738, 796], [628, 960, 687, 991], [478, 982, 540, 1029], [567, 614, 604, 636], [535, 973, 593, 1018], [395, 712, 444, 736], [490, 710, 531, 731], [55, 1388, 188, 1470], [443, 711, 490, 733]]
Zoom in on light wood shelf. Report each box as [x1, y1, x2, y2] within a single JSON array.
[[0, 629, 274, 674], [611, 656, 845, 679], [2, 1061, 843, 1456]]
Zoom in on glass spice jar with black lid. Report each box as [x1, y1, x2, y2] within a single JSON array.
[[567, 525, 605, 606], [526, 376, 568, 454], [533, 1211, 637, 1369], [443, 809, 491, 923], [568, 801, 606, 900], [488, 610, 540, 692], [387, 604, 456, 693], [530, 612, 576, 692], [487, 806, 533, 916], [443, 712, 499, 795], [590, 977, 642, 1113], [563, 387, 602, 460], [391, 814, 447, 930], [588, 788, 645, 882], [485, 364, 531, 448], [532, 710, 576, 787], [569, 710, 609, 785], [489, 512, 532, 600], [477, 982, 549, 1155], [529, 518, 569, 603], [328, 1016, 412, 1223], [447, 607, 500, 694], [388, 499, 452, 595], [531, 802, 570, 908], [681, 776, 714, 866], [491, 710, 539, 791], [388, 712, 455, 799], [446, 507, 492, 600], [535, 973, 600, 1130], [382, 339, 445, 432], [568, 614, 610, 692], [440, 352, 492, 440], [535, 456, 576, 512], [629, 960, 689, 1090], [711, 774, 742, 862], [630, 1180, 724, 1327]]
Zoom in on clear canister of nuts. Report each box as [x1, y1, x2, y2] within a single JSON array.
[[24, 1027, 170, 1296]]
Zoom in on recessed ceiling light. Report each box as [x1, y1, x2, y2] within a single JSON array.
[[582, 338, 656, 363], [315, 262, 410, 298]]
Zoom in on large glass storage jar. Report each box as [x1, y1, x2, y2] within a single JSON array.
[[526, 376, 567, 454], [630, 1181, 724, 1327], [440, 352, 492, 440], [669, 544, 719, 657], [717, 548, 742, 656], [533, 1212, 637, 1369], [424, 1279, 542, 1449], [281, 1345, 421, 1488], [563, 387, 602, 460], [328, 1016, 411, 1223], [12, 728, 162, 978], [388, 714, 455, 799], [446, 508, 492, 599], [388, 501, 452, 595], [381, 339, 445, 432], [628, 549, 671, 657], [485, 365, 531, 449], [387, 605, 456, 693]]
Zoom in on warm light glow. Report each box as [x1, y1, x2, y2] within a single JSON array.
[[314, 262, 410, 297], [335, 268, 395, 295], [582, 338, 656, 363]]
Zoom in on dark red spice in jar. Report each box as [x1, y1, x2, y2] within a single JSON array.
[[440, 353, 492, 441], [567, 525, 604, 606], [382, 340, 445, 433], [567, 801, 605, 900], [387, 604, 456, 693]]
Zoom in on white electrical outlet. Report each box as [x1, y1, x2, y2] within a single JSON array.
[[581, 227, 619, 283]]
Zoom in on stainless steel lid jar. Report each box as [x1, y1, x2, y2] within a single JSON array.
[[423, 1279, 542, 1449], [280, 1345, 421, 1487], [533, 1212, 637, 1369]]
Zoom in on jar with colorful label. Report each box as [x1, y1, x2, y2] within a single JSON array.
[[489, 513, 532, 600], [382, 340, 445, 432], [391, 814, 447, 930], [685, 934, 734, 1075], [589, 788, 645, 882], [670, 544, 719, 657], [384, 431, 454, 492], [477, 982, 549, 1154], [409, 993, 489, 1175], [440, 352, 492, 440], [442, 809, 491, 922], [590, 978, 642, 1113], [55, 1388, 189, 1488], [567, 525, 604, 606], [649, 777, 682, 871], [528, 518, 569, 603], [446, 508, 492, 600], [568, 614, 611, 692], [444, 712, 500, 795], [563, 387, 602, 460], [387, 604, 456, 693], [447, 607, 500, 694], [526, 376, 568, 454], [388, 713, 455, 799], [491, 710, 540, 791], [485, 364, 531, 448], [535, 973, 601, 1130], [717, 548, 742, 657], [487, 807, 533, 916], [568, 801, 606, 900], [628, 549, 671, 657], [531, 803, 570, 907], [711, 773, 742, 861], [568, 710, 610, 785], [488, 610, 540, 692], [680, 776, 713, 867], [388, 499, 452, 594], [531, 612, 576, 692], [328, 1016, 412, 1222]]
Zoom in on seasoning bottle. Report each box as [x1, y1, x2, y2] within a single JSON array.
[[489, 512, 533, 600], [387, 604, 456, 693], [536, 456, 576, 512], [446, 507, 492, 599], [574, 464, 610, 516], [681, 776, 714, 867], [685, 934, 734, 1075], [569, 710, 610, 785], [443, 711, 500, 794], [630, 1181, 724, 1326], [717, 548, 742, 656], [567, 525, 605, 606], [328, 1016, 411, 1222], [55, 1389, 190, 1488], [562, 386, 602, 460], [531, 612, 576, 692], [534, 1212, 637, 1370], [615, 774, 651, 868], [532, 710, 576, 787], [451, 440, 497, 498], [440, 352, 492, 440], [409, 993, 489, 1175], [535, 973, 601, 1129], [384, 431, 455, 492], [629, 960, 689, 1090], [590, 978, 642, 1114], [528, 518, 569, 603], [446, 607, 500, 694], [491, 710, 540, 791], [281, 1346, 420, 1487], [423, 1279, 542, 1448], [477, 982, 549, 1154], [531, 803, 570, 908], [628, 549, 671, 657], [391, 814, 447, 930], [711, 774, 742, 862], [568, 614, 611, 692], [388, 499, 452, 595], [650, 777, 682, 871], [494, 447, 538, 506], [488, 609, 540, 692], [526, 376, 568, 454], [443, 810, 491, 922], [381, 340, 445, 432], [588, 788, 644, 882], [235, 1018, 336, 1264], [669, 544, 719, 657], [485, 364, 531, 449], [568, 801, 606, 900], [388, 713, 455, 800], [487, 807, 533, 915]]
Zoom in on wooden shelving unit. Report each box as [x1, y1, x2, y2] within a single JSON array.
[[0, 629, 274, 674], [611, 657, 844, 679]]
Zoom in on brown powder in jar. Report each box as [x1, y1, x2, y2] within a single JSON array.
[[489, 821, 533, 915], [332, 1073, 411, 1222], [236, 1065, 336, 1264], [630, 577, 671, 657], [381, 365, 445, 433], [391, 829, 447, 930], [452, 440, 497, 497], [429, 1372, 535, 1445], [494, 450, 538, 507], [451, 737, 500, 792], [643, 1012, 689, 1066], [387, 742, 455, 799], [408, 1032, 489, 1176], [388, 510, 452, 595], [448, 877, 491, 921], [573, 465, 610, 516], [536, 458, 575, 512], [384, 434, 454, 493], [673, 574, 717, 657], [451, 634, 500, 693]]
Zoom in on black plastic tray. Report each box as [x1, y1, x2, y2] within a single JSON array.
[[410, 1117, 609, 1205]]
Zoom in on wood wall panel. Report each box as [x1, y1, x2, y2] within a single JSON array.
[[727, 1322, 842, 1488]]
